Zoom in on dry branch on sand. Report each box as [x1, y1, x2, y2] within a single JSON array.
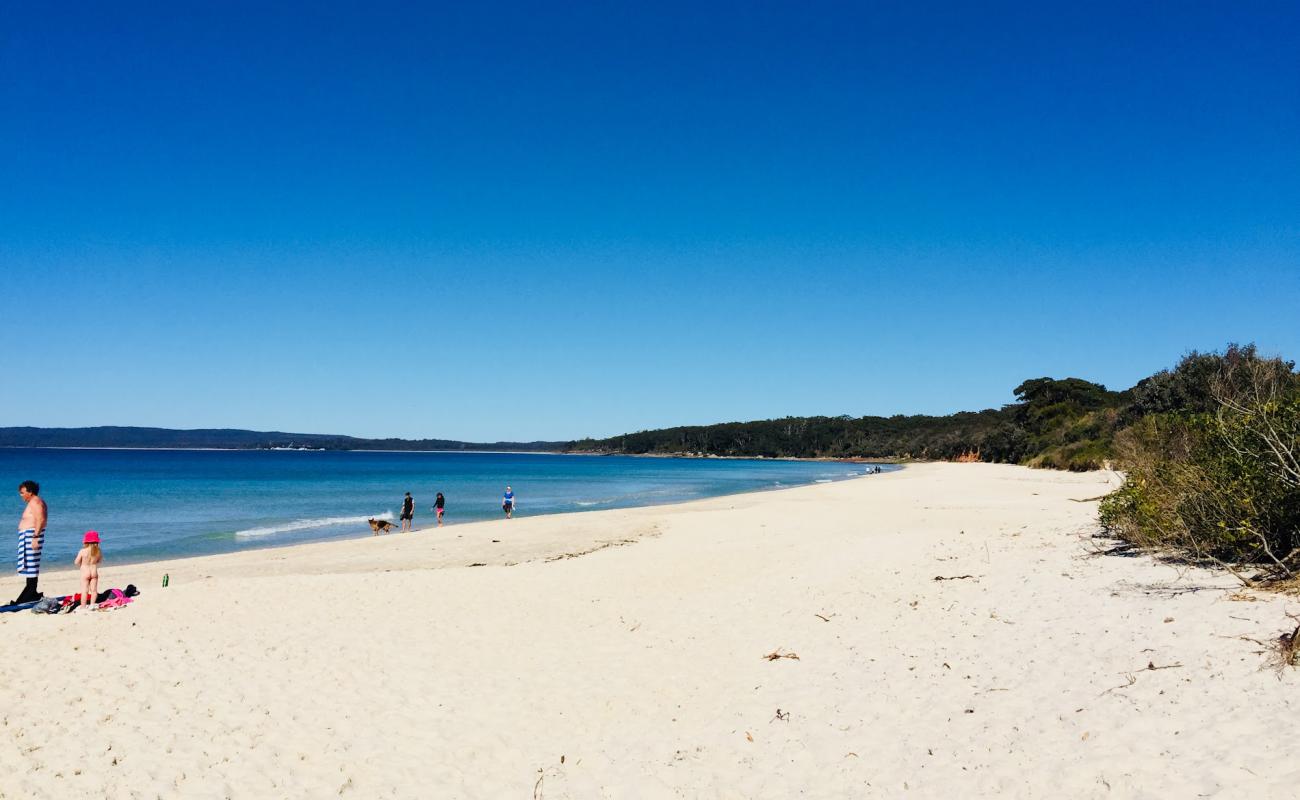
[[763, 649, 800, 661], [1100, 674, 1138, 696]]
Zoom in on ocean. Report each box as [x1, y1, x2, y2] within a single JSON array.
[[2, 448, 895, 565]]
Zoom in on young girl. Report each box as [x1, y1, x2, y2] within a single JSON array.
[[435, 492, 445, 526], [74, 531, 102, 611]]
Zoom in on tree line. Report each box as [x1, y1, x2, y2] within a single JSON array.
[[571, 343, 1300, 577], [568, 373, 1134, 469]]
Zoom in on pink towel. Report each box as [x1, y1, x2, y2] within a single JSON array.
[[97, 589, 133, 611]]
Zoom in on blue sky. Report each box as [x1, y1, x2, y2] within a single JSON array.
[[2, 2, 1297, 441]]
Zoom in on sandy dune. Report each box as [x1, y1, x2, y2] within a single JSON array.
[[3, 463, 1298, 798]]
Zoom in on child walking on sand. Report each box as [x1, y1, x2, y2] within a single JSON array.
[[74, 531, 102, 612]]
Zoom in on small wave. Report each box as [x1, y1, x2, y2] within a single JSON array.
[[574, 500, 603, 507], [815, 479, 833, 484], [235, 511, 394, 538]]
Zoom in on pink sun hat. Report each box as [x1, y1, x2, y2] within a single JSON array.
[[83, 530, 100, 544]]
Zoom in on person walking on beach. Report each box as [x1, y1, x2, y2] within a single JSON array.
[[434, 492, 445, 526], [400, 492, 415, 531], [13, 480, 47, 604], [502, 486, 515, 519], [74, 531, 103, 612]]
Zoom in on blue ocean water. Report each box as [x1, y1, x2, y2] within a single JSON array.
[[1, 449, 895, 565]]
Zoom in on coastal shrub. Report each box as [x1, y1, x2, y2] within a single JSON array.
[[1028, 437, 1112, 471], [1100, 351, 1300, 580], [1122, 344, 1281, 421]]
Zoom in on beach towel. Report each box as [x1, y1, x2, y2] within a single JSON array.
[[95, 585, 139, 604], [97, 589, 133, 611]]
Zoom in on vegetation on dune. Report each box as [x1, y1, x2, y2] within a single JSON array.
[[573, 343, 1300, 577], [1099, 346, 1300, 581], [1008, 377, 1126, 469]]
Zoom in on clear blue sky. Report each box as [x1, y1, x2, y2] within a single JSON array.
[[2, 2, 1297, 441]]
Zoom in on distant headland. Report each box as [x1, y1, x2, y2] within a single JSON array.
[[0, 426, 569, 453]]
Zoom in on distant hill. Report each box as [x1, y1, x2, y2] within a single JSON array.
[[0, 426, 569, 452]]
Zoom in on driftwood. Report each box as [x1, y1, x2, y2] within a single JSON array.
[[933, 575, 975, 581]]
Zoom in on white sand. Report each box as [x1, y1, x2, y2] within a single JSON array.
[[3, 463, 1299, 798]]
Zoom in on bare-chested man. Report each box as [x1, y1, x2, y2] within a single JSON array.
[[14, 480, 47, 604]]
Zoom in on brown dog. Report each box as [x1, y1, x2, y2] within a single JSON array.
[[368, 518, 397, 535]]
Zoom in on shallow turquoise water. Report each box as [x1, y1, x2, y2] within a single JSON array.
[[1, 449, 895, 565]]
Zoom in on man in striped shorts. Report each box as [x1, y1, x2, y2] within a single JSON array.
[[14, 480, 47, 604]]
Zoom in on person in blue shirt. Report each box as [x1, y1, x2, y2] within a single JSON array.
[[502, 486, 515, 519]]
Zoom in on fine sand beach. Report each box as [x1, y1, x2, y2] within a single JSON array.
[[3, 463, 1299, 798]]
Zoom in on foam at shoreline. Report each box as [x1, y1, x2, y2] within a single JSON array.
[[234, 511, 394, 538]]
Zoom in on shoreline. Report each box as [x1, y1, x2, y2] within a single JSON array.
[[4, 444, 907, 463], [566, 449, 909, 463], [30, 466, 898, 580], [17, 454, 898, 572]]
